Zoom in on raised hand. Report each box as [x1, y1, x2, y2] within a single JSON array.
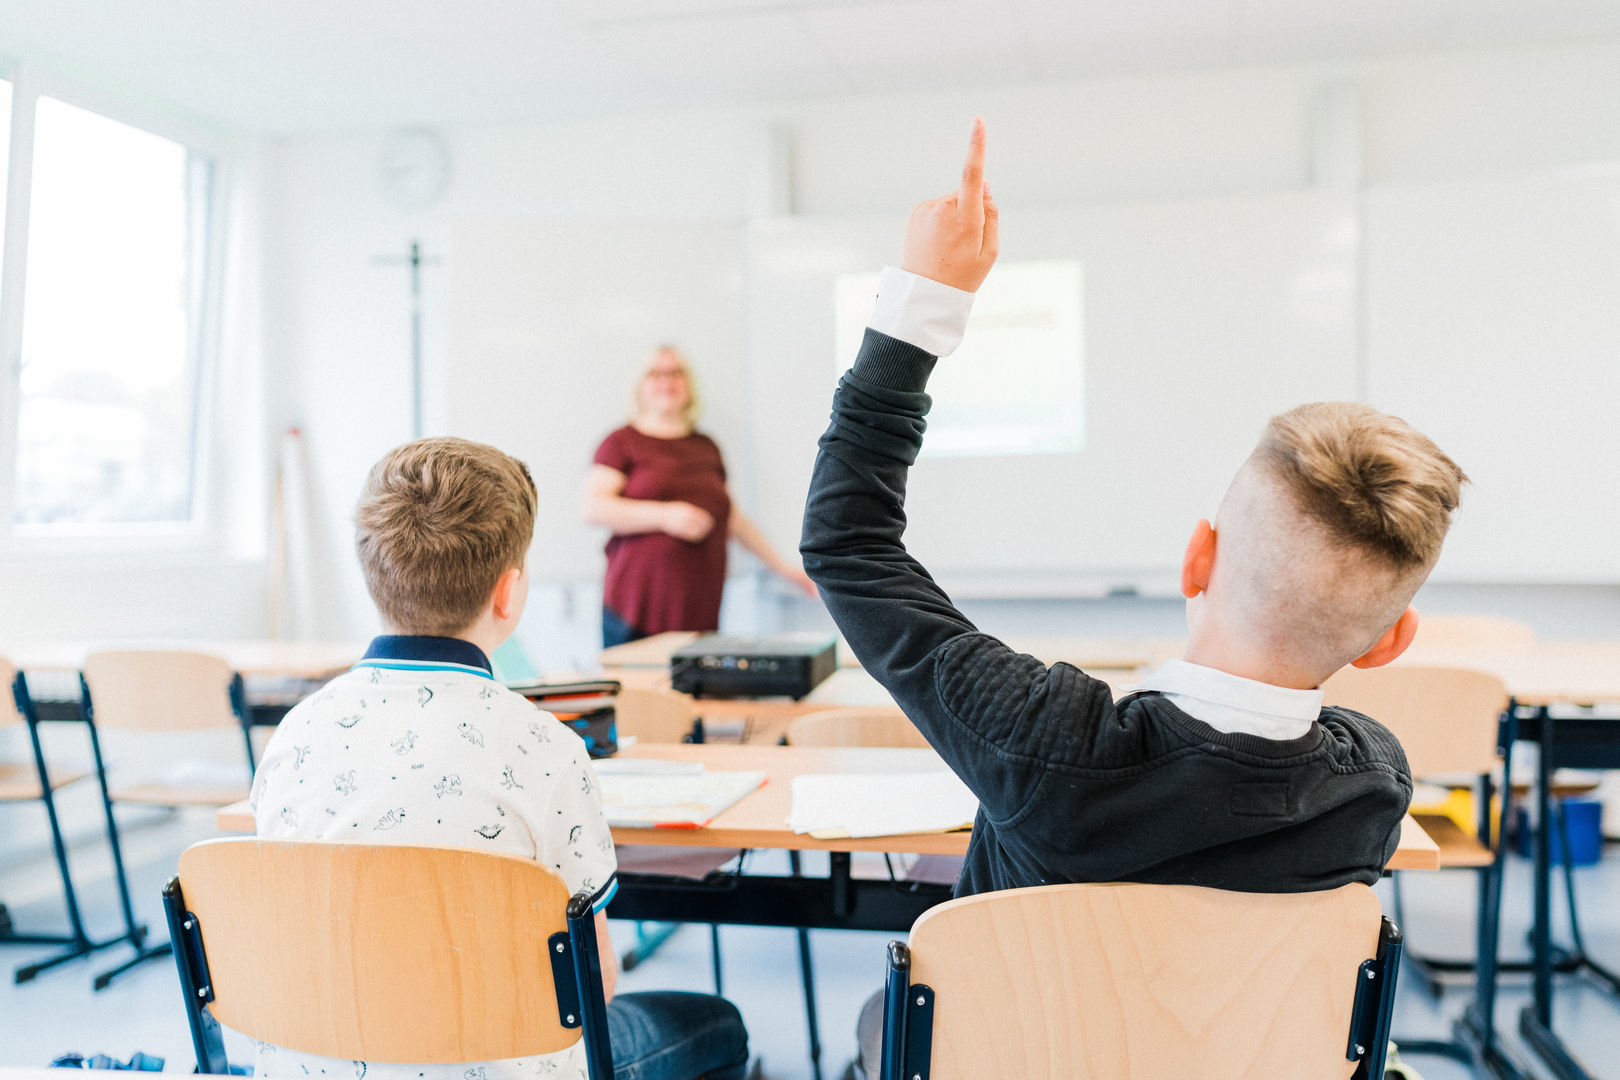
[[900, 118, 1000, 292]]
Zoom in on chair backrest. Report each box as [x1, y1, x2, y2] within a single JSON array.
[[1321, 664, 1506, 777], [168, 838, 596, 1065], [894, 881, 1391, 1080], [613, 685, 698, 743], [82, 651, 238, 731], [1413, 614, 1535, 649], [788, 706, 931, 749]]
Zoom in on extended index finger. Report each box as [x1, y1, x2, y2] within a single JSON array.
[[959, 117, 986, 205]]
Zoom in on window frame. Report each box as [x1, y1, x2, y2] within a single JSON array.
[[0, 58, 233, 558]]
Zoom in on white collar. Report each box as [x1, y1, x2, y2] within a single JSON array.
[[1137, 658, 1322, 742]]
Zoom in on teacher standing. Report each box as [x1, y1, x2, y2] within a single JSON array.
[[585, 346, 814, 648]]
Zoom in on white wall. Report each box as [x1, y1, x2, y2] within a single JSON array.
[[261, 39, 1620, 651]]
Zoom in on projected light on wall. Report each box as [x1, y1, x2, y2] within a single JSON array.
[[834, 259, 1085, 458]]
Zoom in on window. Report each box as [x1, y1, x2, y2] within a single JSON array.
[[0, 77, 217, 536], [0, 76, 11, 224]]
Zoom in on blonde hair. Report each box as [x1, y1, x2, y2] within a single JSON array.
[[1212, 403, 1467, 679], [1257, 402, 1467, 571], [633, 344, 701, 426], [355, 437, 537, 637]]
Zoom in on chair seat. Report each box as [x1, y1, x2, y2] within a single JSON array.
[[111, 783, 251, 807], [1413, 812, 1494, 869], [0, 762, 87, 800]]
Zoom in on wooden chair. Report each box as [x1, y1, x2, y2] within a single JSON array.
[[1324, 665, 1505, 871], [163, 838, 612, 1078], [878, 881, 1401, 1080], [787, 707, 931, 750], [785, 707, 955, 1080], [614, 685, 701, 744], [607, 685, 739, 1034], [79, 650, 253, 989], [0, 660, 126, 982], [1322, 663, 1517, 1070]]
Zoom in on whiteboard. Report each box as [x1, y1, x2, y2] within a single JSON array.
[[744, 191, 1361, 594], [1365, 168, 1620, 583], [446, 221, 745, 584]]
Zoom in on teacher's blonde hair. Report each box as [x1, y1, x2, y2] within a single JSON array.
[[633, 344, 701, 426]]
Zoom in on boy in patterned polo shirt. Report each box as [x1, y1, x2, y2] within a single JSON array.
[[250, 437, 748, 1080]]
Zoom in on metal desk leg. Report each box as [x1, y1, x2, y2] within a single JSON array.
[[1448, 704, 1531, 1080], [1517, 707, 1596, 1080]]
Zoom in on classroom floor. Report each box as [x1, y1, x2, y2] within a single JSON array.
[[2, 792, 1619, 1079]]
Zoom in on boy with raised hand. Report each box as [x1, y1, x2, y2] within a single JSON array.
[[802, 121, 1467, 1074], [251, 437, 748, 1080]]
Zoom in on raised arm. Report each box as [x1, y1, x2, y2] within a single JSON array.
[[583, 463, 715, 542], [801, 122, 1108, 815]]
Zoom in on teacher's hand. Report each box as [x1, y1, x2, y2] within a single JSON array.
[[900, 117, 999, 293], [662, 501, 716, 542]]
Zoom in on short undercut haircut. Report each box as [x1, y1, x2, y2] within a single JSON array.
[[1257, 402, 1467, 573], [355, 437, 538, 637]]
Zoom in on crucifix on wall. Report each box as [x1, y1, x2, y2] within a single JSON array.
[[372, 240, 442, 439]]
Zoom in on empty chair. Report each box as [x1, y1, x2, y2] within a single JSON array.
[[0, 659, 124, 981], [79, 649, 253, 989], [1323, 663, 1513, 1068], [163, 838, 613, 1078], [878, 881, 1400, 1080], [786, 705, 953, 1080], [614, 685, 701, 744]]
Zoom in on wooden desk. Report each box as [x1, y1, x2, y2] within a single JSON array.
[[218, 741, 1433, 934], [1400, 640, 1620, 706], [4, 639, 364, 680], [217, 741, 1438, 869]]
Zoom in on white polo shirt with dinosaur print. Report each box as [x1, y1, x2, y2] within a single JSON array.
[[249, 635, 618, 1080]]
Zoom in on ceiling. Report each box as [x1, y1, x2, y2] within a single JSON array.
[[1, 0, 1618, 135]]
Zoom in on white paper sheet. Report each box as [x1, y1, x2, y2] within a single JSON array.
[[789, 771, 979, 838]]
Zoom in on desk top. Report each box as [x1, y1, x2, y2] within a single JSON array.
[[217, 742, 1439, 868], [3, 639, 365, 680], [1398, 641, 1620, 706]]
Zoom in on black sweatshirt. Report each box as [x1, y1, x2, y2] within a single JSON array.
[[800, 328, 1412, 896]]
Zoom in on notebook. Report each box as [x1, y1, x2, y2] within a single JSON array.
[[596, 765, 767, 828]]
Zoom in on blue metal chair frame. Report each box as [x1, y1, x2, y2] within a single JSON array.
[[3, 671, 127, 982], [81, 669, 253, 990], [876, 914, 1404, 1080], [163, 876, 615, 1080]]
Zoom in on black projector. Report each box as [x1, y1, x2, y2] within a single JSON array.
[[670, 633, 838, 699]]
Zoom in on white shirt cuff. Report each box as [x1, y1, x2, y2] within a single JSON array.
[[867, 266, 975, 358]]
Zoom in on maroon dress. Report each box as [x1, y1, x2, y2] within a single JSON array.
[[594, 425, 733, 635]]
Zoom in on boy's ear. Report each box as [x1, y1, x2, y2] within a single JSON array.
[[1351, 606, 1420, 669], [490, 566, 524, 622], [1180, 520, 1216, 599]]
